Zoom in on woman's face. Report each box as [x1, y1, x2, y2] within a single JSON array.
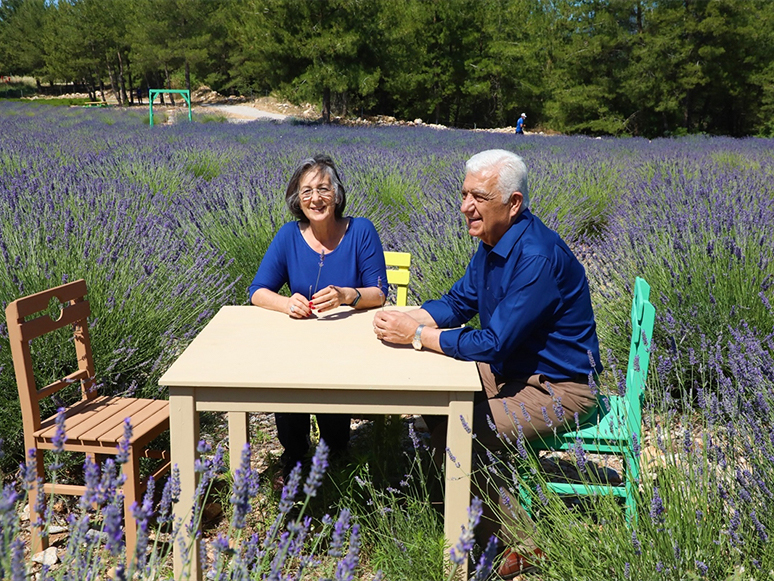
[[298, 167, 336, 224]]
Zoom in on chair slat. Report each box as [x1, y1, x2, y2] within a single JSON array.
[[8, 279, 88, 319], [37, 369, 91, 400], [384, 251, 411, 268], [72, 398, 154, 442], [386, 270, 410, 285], [99, 400, 169, 443], [19, 300, 91, 343]]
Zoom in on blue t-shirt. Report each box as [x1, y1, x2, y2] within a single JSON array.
[[422, 209, 601, 382], [516, 117, 525, 133], [248, 217, 387, 301]]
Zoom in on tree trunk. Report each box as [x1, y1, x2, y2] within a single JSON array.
[[96, 68, 106, 103], [86, 77, 96, 102], [322, 87, 331, 123], [117, 50, 129, 106], [156, 72, 165, 104], [684, 89, 691, 131], [165, 65, 175, 106], [127, 55, 135, 105], [105, 57, 121, 106], [185, 60, 191, 95]]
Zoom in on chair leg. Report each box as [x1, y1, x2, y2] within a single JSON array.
[[122, 448, 141, 565], [29, 449, 49, 554], [624, 451, 639, 526]]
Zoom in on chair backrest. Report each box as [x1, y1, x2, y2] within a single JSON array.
[[384, 251, 411, 307], [624, 277, 656, 439], [5, 279, 96, 434]]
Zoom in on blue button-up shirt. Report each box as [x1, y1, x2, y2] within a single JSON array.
[[422, 209, 601, 381]]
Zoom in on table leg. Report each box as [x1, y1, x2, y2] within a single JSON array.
[[445, 396, 474, 579], [228, 412, 250, 474], [170, 388, 201, 581]]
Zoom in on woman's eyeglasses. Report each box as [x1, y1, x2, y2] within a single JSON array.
[[300, 186, 334, 201]]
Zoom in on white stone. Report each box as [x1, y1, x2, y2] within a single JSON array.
[[414, 118, 423, 125], [48, 525, 68, 534], [32, 547, 58, 566], [20, 503, 30, 522]]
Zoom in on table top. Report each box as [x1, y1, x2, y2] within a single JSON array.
[[160, 305, 479, 392]]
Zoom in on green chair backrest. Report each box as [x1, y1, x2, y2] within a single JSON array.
[[624, 277, 656, 441]]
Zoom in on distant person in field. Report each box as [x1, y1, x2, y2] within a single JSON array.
[[515, 112, 526, 135], [248, 154, 388, 479], [372, 149, 601, 579]]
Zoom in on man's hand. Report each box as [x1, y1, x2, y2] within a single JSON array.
[[372, 310, 418, 344]]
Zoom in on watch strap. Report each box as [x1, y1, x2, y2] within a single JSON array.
[[413, 324, 425, 350], [350, 288, 362, 308]]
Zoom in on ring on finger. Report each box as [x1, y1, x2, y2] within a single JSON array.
[[290, 305, 296, 313]]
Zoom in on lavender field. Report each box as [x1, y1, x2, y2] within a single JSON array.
[[1, 103, 774, 580]]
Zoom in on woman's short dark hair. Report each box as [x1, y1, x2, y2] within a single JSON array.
[[285, 155, 347, 222]]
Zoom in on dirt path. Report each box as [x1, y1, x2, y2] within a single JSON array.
[[197, 103, 289, 122]]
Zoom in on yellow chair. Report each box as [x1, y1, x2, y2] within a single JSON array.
[[383, 251, 411, 306]]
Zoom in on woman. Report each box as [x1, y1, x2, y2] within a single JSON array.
[[248, 154, 388, 476]]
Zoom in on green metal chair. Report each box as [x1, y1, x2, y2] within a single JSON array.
[[526, 276, 656, 522]]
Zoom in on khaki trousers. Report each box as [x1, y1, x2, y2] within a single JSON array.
[[426, 362, 596, 548]]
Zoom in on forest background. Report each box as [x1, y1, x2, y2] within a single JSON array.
[[2, 0, 774, 138]]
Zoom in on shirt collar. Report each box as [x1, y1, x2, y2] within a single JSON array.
[[485, 209, 533, 259]]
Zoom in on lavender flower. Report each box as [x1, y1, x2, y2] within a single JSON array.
[[445, 447, 461, 469], [10, 539, 25, 581], [334, 523, 361, 581], [51, 407, 67, 458], [750, 509, 768, 543], [632, 529, 642, 555], [310, 249, 326, 299], [230, 443, 260, 529], [470, 536, 499, 581], [116, 418, 132, 464], [329, 509, 351, 558], [303, 439, 329, 497], [102, 502, 124, 556], [449, 497, 482, 566], [540, 406, 553, 429], [158, 465, 181, 524], [647, 489, 667, 535]]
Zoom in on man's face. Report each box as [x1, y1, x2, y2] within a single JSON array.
[[460, 167, 522, 247]]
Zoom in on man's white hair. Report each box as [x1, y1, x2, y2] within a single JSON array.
[[465, 149, 530, 209]]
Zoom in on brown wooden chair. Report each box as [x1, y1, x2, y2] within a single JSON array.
[[5, 279, 170, 558]]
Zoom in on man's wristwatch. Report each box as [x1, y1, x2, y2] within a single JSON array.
[[412, 324, 425, 351], [349, 289, 362, 308]]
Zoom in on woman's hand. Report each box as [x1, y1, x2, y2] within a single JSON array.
[[287, 293, 313, 318], [311, 285, 349, 313]]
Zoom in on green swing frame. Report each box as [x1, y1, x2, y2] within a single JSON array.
[[148, 89, 192, 127]]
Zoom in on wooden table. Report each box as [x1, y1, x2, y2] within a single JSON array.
[[159, 305, 479, 580]]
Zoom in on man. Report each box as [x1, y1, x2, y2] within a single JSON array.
[[372, 149, 601, 578], [515, 112, 526, 134]]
